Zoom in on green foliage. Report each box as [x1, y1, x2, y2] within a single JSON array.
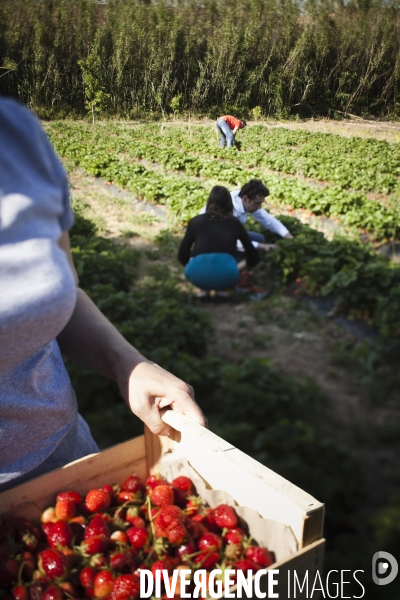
[[1, 0, 400, 117]]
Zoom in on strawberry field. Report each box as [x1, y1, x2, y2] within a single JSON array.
[[42, 120, 400, 598]]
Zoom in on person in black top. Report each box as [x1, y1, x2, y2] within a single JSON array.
[[178, 186, 272, 293]]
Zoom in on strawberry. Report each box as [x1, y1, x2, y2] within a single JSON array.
[[233, 558, 260, 573], [110, 551, 135, 572], [38, 549, 67, 580], [224, 527, 246, 545], [214, 504, 238, 529], [171, 476, 193, 493], [81, 535, 109, 555], [110, 574, 140, 600], [110, 530, 128, 544], [194, 550, 220, 570], [198, 532, 222, 551], [45, 521, 73, 548], [125, 508, 145, 528], [151, 560, 170, 577], [80, 566, 97, 589], [150, 485, 174, 507], [176, 540, 197, 561], [121, 476, 144, 493], [94, 571, 114, 598], [12, 585, 29, 600], [42, 584, 64, 600], [84, 515, 110, 539], [85, 489, 111, 513], [117, 491, 138, 504], [146, 475, 167, 490], [126, 527, 148, 549], [244, 546, 274, 568], [166, 519, 187, 545], [56, 491, 82, 505], [184, 497, 202, 517], [185, 518, 207, 541], [55, 497, 77, 521]]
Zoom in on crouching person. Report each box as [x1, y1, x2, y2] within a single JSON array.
[[178, 186, 263, 298]]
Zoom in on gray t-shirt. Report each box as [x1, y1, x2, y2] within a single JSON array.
[[0, 98, 78, 484]]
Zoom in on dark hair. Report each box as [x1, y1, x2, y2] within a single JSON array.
[[239, 179, 269, 200], [206, 186, 234, 220], [241, 120, 247, 128]]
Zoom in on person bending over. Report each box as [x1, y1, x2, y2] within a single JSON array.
[[178, 186, 272, 293], [216, 115, 246, 148], [201, 179, 293, 254], [0, 98, 206, 492]]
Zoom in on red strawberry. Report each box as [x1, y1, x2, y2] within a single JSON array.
[[151, 560, 169, 577], [45, 521, 73, 548], [117, 491, 138, 504], [125, 508, 145, 528], [214, 504, 238, 529], [85, 489, 111, 513], [224, 527, 246, 545], [171, 476, 193, 492], [122, 476, 144, 493], [39, 549, 67, 580], [166, 519, 187, 545], [110, 574, 140, 600], [110, 530, 128, 544], [126, 527, 148, 549], [42, 584, 64, 600], [102, 484, 115, 500], [233, 558, 260, 573], [185, 518, 207, 541], [56, 491, 82, 505], [81, 535, 109, 555], [12, 585, 29, 600], [94, 571, 114, 598], [110, 551, 135, 572], [146, 475, 167, 490], [84, 515, 110, 539], [194, 550, 220, 570], [245, 546, 274, 568], [198, 532, 222, 551], [55, 497, 77, 521], [150, 485, 174, 507], [184, 497, 202, 517], [176, 541, 197, 561], [80, 566, 97, 589]]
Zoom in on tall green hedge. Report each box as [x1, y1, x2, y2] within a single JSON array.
[[1, 0, 399, 117]]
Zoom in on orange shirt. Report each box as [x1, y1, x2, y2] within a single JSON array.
[[221, 115, 242, 130]]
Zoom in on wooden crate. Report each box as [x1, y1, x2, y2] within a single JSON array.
[[0, 411, 325, 599]]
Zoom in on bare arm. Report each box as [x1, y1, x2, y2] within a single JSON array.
[[57, 233, 206, 436]]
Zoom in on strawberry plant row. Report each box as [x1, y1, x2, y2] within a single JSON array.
[[46, 123, 399, 240]]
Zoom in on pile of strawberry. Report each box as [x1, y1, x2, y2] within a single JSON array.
[[0, 473, 274, 600]]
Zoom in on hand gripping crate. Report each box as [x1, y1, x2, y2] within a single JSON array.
[[0, 411, 325, 599]]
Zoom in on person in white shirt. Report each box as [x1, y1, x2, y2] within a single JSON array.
[[201, 179, 293, 252]]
